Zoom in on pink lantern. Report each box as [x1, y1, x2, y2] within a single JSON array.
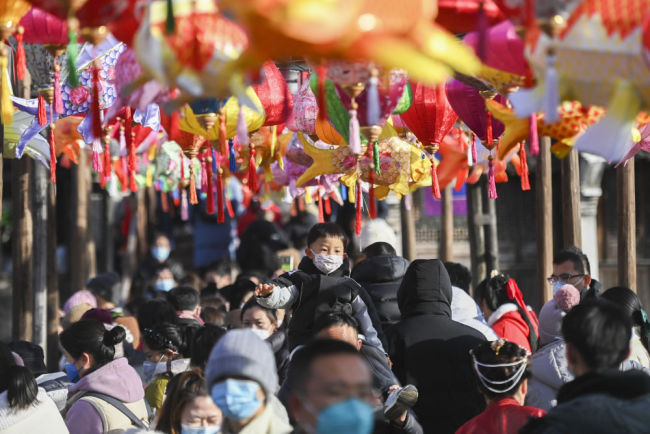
[[20, 7, 68, 45], [446, 78, 505, 198], [463, 19, 531, 80]]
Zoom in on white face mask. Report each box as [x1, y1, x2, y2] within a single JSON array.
[[311, 249, 344, 275], [250, 328, 271, 340]]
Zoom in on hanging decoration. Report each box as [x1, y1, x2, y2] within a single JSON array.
[[400, 82, 458, 199]]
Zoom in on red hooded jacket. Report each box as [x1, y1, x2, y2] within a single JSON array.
[[488, 303, 540, 353]]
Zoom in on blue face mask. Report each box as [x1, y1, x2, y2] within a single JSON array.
[[211, 379, 262, 421], [553, 281, 565, 295], [155, 279, 176, 292], [64, 362, 81, 383], [315, 399, 375, 434], [181, 424, 221, 434], [152, 246, 171, 262]]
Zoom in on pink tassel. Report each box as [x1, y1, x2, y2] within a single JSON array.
[[488, 156, 498, 199], [53, 62, 63, 114], [92, 138, 103, 173], [236, 105, 249, 146], [349, 109, 361, 154], [181, 189, 189, 221], [529, 113, 539, 155]]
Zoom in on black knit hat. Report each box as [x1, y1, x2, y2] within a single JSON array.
[[86, 272, 121, 304]]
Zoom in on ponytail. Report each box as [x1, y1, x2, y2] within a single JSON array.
[[6, 366, 38, 409], [60, 320, 126, 369]]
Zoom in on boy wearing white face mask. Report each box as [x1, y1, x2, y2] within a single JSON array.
[[255, 223, 387, 355]]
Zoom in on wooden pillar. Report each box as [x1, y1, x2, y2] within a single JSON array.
[[484, 183, 499, 274], [47, 181, 59, 370], [467, 181, 485, 289], [136, 189, 148, 261], [617, 159, 637, 290], [440, 185, 454, 262], [536, 137, 554, 304], [32, 163, 48, 351], [561, 150, 582, 248], [12, 158, 33, 340], [400, 195, 416, 261], [70, 150, 90, 293]]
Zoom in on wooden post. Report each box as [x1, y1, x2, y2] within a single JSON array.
[[70, 150, 90, 294], [32, 163, 48, 351], [561, 150, 582, 248], [483, 181, 499, 274], [617, 159, 637, 290], [467, 181, 486, 289], [12, 158, 34, 341], [536, 137, 554, 304], [47, 181, 59, 370], [440, 185, 454, 262], [136, 189, 148, 261], [400, 195, 416, 261]]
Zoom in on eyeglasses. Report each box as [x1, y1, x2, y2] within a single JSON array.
[[547, 274, 585, 285]]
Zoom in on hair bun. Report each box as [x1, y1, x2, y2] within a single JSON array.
[[103, 326, 126, 347]]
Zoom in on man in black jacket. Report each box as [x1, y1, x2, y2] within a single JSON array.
[[386, 259, 486, 434], [521, 300, 650, 433], [352, 242, 410, 330]]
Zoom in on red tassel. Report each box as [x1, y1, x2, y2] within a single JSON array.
[[529, 113, 539, 156], [488, 156, 498, 199], [120, 157, 128, 191], [486, 111, 493, 147], [219, 109, 228, 156], [355, 183, 362, 236], [161, 190, 169, 213], [91, 62, 102, 139], [520, 144, 531, 191], [368, 170, 377, 219], [226, 197, 235, 218], [130, 168, 138, 192], [189, 166, 198, 205], [103, 140, 111, 181], [317, 191, 325, 223], [38, 93, 47, 126], [53, 62, 63, 114], [125, 108, 134, 169], [248, 147, 258, 192], [317, 64, 327, 121], [216, 169, 225, 223], [49, 126, 57, 183], [92, 139, 103, 173], [324, 196, 332, 215], [206, 158, 216, 215], [431, 162, 441, 199], [15, 29, 26, 81]]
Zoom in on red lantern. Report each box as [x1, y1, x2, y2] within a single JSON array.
[[252, 61, 294, 127], [435, 0, 505, 33], [400, 82, 458, 199]]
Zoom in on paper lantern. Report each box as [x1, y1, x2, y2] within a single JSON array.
[[252, 62, 293, 127], [400, 82, 458, 199], [435, 0, 504, 33], [463, 19, 532, 92], [446, 79, 505, 198], [134, 0, 249, 103], [287, 79, 318, 134]]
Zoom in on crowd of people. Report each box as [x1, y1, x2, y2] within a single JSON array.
[[2, 214, 650, 434]]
